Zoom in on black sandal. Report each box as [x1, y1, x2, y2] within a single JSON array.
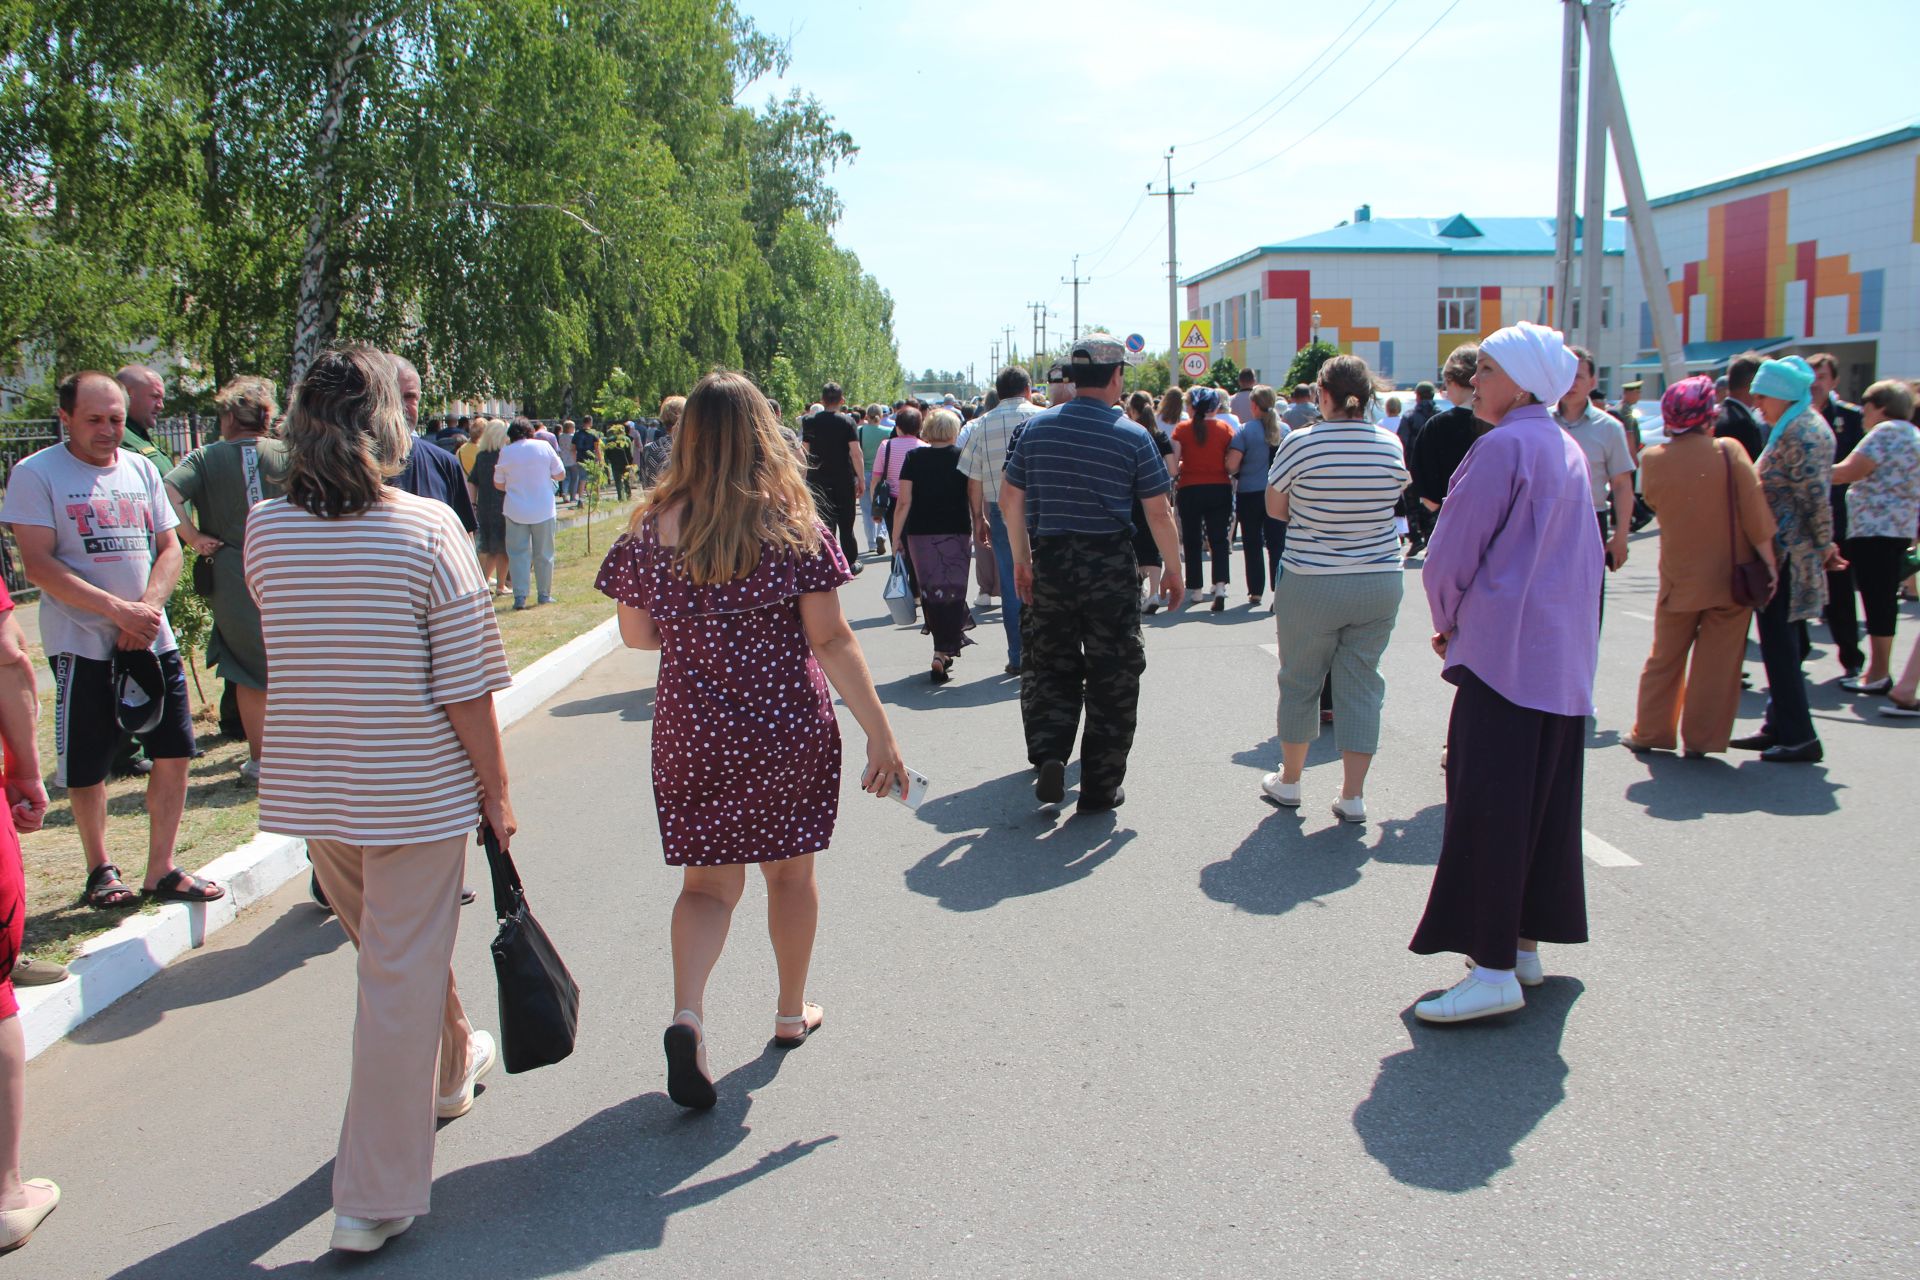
[[143, 869, 226, 903], [930, 656, 952, 684], [82, 863, 138, 909]]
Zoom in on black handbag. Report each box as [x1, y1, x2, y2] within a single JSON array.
[[1722, 443, 1775, 609], [481, 824, 580, 1073], [191, 548, 214, 597]]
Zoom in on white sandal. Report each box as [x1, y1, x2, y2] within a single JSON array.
[[772, 1001, 824, 1050], [663, 1009, 716, 1110]]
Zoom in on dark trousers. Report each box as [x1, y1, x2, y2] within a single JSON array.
[[1410, 668, 1588, 970], [1235, 491, 1283, 597], [1844, 535, 1907, 639], [1020, 534, 1146, 795], [817, 483, 859, 565], [1178, 484, 1233, 589], [1595, 509, 1611, 630], [1756, 578, 1817, 746], [1823, 501, 1862, 669], [1407, 493, 1434, 550]]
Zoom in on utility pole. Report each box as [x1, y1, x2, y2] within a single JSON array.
[[990, 340, 1001, 373], [1060, 255, 1091, 343], [1552, 0, 1583, 333], [1147, 148, 1196, 363], [1001, 325, 1017, 369], [1579, 0, 1610, 358], [1590, 8, 1684, 388], [1028, 301, 1052, 380]]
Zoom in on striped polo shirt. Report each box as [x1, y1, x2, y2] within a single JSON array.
[[1267, 420, 1410, 574], [244, 490, 512, 844], [1002, 399, 1171, 537]]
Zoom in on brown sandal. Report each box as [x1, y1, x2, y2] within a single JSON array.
[[82, 864, 137, 909], [143, 869, 226, 903]]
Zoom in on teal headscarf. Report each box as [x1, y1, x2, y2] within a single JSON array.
[[1753, 355, 1814, 450]]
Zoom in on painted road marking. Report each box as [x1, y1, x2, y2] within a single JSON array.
[[1260, 643, 1279, 658], [1621, 610, 1656, 622], [1582, 831, 1641, 867]]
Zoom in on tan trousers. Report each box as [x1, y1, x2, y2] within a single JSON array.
[[1632, 603, 1753, 753], [307, 834, 474, 1220]]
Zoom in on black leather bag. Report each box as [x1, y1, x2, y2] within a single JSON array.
[[191, 549, 214, 597], [481, 825, 580, 1074], [1722, 443, 1775, 609]]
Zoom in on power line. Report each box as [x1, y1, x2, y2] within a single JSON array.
[[1198, 0, 1466, 189], [1170, 0, 1394, 152], [1079, 188, 1151, 274], [1174, 0, 1405, 182]]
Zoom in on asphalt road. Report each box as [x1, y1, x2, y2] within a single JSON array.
[[22, 532, 1918, 1278]]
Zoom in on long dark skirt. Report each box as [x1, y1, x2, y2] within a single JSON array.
[[909, 533, 975, 656], [1410, 667, 1588, 970]]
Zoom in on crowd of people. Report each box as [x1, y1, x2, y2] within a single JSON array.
[[0, 315, 1913, 1257]]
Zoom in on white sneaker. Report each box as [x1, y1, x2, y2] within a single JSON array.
[[1213, 583, 1230, 599], [330, 1214, 415, 1253], [239, 758, 260, 784], [1260, 773, 1301, 806], [435, 1029, 497, 1119], [1330, 794, 1366, 824], [1415, 973, 1525, 1023], [974, 593, 992, 609], [1464, 952, 1545, 987]]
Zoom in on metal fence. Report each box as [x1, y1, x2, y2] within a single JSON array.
[[0, 415, 208, 599]]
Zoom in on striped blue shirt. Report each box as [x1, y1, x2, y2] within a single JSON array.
[[1003, 399, 1172, 537], [1267, 420, 1410, 574]]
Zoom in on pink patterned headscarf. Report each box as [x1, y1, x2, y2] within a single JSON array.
[[1660, 375, 1717, 435]]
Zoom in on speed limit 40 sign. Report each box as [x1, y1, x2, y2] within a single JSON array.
[[1181, 352, 1209, 377]]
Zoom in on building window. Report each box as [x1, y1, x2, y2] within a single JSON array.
[[1507, 286, 1547, 326], [1571, 286, 1615, 331], [1250, 289, 1262, 337], [1438, 287, 1479, 332], [1597, 366, 1613, 395]]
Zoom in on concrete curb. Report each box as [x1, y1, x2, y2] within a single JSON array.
[[18, 615, 622, 1060]]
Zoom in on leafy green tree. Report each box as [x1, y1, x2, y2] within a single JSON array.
[[1284, 341, 1341, 393], [1208, 357, 1240, 391]]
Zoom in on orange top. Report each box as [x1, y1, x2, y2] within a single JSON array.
[[1172, 417, 1234, 486]]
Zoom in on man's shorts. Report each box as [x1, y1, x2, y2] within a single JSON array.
[[51, 651, 197, 789]]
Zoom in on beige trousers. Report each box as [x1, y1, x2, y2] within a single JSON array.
[[1632, 603, 1753, 754], [307, 834, 474, 1220]]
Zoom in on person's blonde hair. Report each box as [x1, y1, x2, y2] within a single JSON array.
[[1862, 379, 1915, 423], [283, 346, 409, 518], [476, 418, 510, 451], [630, 371, 820, 584], [214, 375, 278, 434], [659, 395, 686, 428], [1251, 385, 1282, 448], [922, 407, 962, 445]]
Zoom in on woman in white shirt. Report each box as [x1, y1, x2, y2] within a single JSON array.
[[493, 419, 565, 609], [1261, 355, 1409, 822]]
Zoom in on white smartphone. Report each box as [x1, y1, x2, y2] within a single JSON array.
[[888, 765, 930, 810]]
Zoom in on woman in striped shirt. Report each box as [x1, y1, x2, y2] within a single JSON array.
[[245, 346, 514, 1255], [1260, 355, 1409, 824]]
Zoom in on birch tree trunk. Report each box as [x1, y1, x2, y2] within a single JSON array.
[[289, 13, 378, 385]]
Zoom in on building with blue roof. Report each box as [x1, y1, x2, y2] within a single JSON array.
[[1182, 204, 1630, 390]]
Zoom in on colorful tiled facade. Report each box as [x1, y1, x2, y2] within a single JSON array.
[[1621, 123, 1919, 393], [1183, 213, 1629, 391]]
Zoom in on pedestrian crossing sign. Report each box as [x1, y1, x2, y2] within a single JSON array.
[[1179, 320, 1212, 353]]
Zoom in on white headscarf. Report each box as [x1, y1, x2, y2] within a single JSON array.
[[1479, 321, 1578, 407]]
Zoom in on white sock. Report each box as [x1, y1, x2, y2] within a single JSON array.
[[1472, 965, 1515, 985]]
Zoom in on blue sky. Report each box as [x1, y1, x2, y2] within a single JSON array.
[[738, 0, 1920, 376]]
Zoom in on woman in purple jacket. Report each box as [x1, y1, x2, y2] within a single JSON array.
[[1411, 322, 1602, 1024]]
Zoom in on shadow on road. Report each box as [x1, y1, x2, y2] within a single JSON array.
[[547, 685, 656, 723], [904, 768, 1133, 910], [105, 1047, 831, 1277], [876, 664, 1019, 710], [1622, 753, 1842, 819], [69, 905, 348, 1045], [1352, 980, 1584, 1192], [1198, 803, 1443, 917]]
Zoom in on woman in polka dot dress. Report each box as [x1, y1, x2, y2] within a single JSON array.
[[596, 371, 907, 1111]]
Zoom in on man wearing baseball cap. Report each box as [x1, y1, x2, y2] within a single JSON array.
[[1000, 333, 1182, 813]]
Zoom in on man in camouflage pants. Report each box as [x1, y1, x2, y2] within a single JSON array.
[[1001, 333, 1184, 813]]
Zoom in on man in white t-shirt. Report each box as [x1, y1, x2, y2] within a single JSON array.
[[493, 418, 565, 609], [1, 371, 223, 909]]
